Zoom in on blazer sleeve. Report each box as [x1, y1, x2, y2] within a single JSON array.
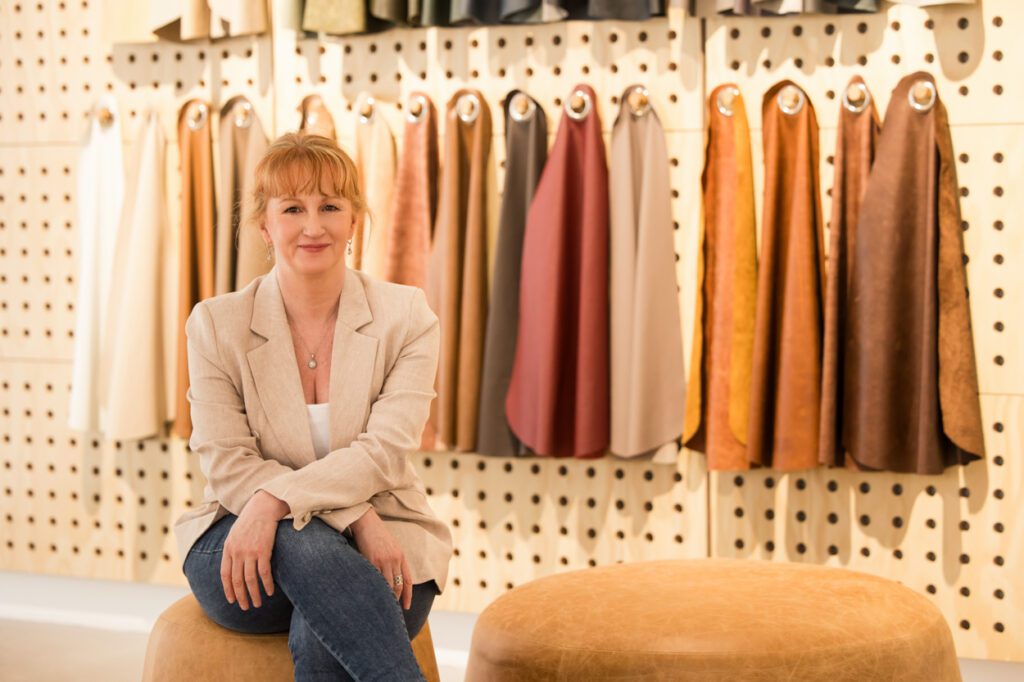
[[186, 300, 296, 515], [255, 287, 440, 530]]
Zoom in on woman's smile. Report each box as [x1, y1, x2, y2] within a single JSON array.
[[299, 243, 330, 253]]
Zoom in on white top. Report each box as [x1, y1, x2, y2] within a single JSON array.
[[306, 403, 331, 459]]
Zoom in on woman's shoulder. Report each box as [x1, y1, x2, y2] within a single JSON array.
[[186, 273, 263, 334], [353, 270, 434, 326]]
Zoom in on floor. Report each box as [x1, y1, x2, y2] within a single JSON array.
[[0, 570, 1019, 681]]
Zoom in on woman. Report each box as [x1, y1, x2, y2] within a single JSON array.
[[172, 133, 453, 681]]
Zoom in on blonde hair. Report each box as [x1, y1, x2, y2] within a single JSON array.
[[245, 132, 367, 232]]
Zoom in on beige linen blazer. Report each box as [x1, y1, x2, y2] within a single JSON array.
[[172, 265, 453, 592]]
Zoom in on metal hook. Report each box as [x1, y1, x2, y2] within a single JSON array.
[[233, 100, 254, 129], [715, 85, 740, 118], [95, 106, 115, 128], [626, 85, 651, 118], [843, 82, 871, 114], [358, 95, 375, 124], [406, 94, 427, 123], [776, 84, 804, 116], [566, 88, 591, 121], [509, 92, 535, 122], [909, 80, 936, 113], [187, 101, 208, 131], [457, 92, 480, 124]]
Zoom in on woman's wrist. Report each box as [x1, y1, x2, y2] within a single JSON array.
[[247, 489, 291, 519], [349, 506, 379, 536]]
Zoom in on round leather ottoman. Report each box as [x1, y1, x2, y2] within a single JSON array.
[[466, 559, 960, 681], [141, 594, 440, 682]]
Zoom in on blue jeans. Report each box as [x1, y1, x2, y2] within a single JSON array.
[[183, 513, 437, 681]]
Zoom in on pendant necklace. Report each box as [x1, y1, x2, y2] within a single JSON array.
[[284, 305, 337, 370]]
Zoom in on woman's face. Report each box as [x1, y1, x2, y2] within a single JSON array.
[[261, 191, 357, 277]]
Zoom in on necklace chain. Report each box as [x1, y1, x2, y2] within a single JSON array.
[[283, 304, 337, 370]]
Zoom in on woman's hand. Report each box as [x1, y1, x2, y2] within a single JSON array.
[[350, 507, 413, 610], [221, 490, 290, 610]]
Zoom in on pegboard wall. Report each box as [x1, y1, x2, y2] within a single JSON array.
[[0, 0, 1019, 663]]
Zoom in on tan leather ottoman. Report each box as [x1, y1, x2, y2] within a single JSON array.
[[141, 594, 440, 682], [466, 559, 960, 681]]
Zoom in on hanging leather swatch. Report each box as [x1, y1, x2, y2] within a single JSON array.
[[477, 91, 547, 457], [818, 76, 879, 468], [608, 86, 684, 459], [370, 0, 410, 25], [409, 0, 451, 26], [683, 84, 758, 471], [352, 96, 396, 279], [427, 89, 492, 452], [450, 0, 501, 23], [69, 96, 124, 435], [588, 0, 665, 19], [173, 99, 217, 440], [302, 0, 367, 35], [298, 94, 336, 139], [386, 93, 438, 289], [216, 97, 269, 295], [747, 81, 825, 471], [842, 72, 984, 473], [100, 110, 171, 441], [500, 0, 569, 22], [506, 85, 609, 458]]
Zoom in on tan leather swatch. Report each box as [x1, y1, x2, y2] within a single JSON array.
[[747, 81, 825, 471], [684, 84, 758, 471]]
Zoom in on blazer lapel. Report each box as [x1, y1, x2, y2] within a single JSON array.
[[248, 265, 316, 468], [328, 268, 379, 456], [248, 266, 379, 469]]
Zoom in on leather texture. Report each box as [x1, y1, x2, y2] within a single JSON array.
[[298, 95, 336, 139], [465, 559, 961, 681], [215, 96, 270, 296], [352, 102, 397, 280], [386, 93, 438, 290], [302, 0, 367, 35], [609, 87, 685, 459], [171, 265, 454, 592], [426, 89, 492, 452], [506, 84, 609, 458], [141, 594, 441, 682], [747, 81, 826, 471], [98, 109, 173, 441], [476, 91, 546, 457], [173, 99, 217, 441], [683, 84, 758, 471], [841, 72, 985, 473], [818, 76, 879, 468], [69, 94, 124, 436]]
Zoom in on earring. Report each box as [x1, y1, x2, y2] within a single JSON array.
[[265, 244, 274, 262], [347, 239, 353, 256]]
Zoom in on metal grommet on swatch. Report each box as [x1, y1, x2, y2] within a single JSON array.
[[909, 80, 936, 113], [358, 95, 376, 124], [406, 94, 428, 123], [843, 82, 870, 114], [777, 85, 804, 116], [716, 85, 740, 117], [509, 92, 536, 123], [457, 92, 480, 124], [233, 100, 254, 129], [626, 85, 651, 118], [566, 88, 592, 121], [188, 102, 209, 131]]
